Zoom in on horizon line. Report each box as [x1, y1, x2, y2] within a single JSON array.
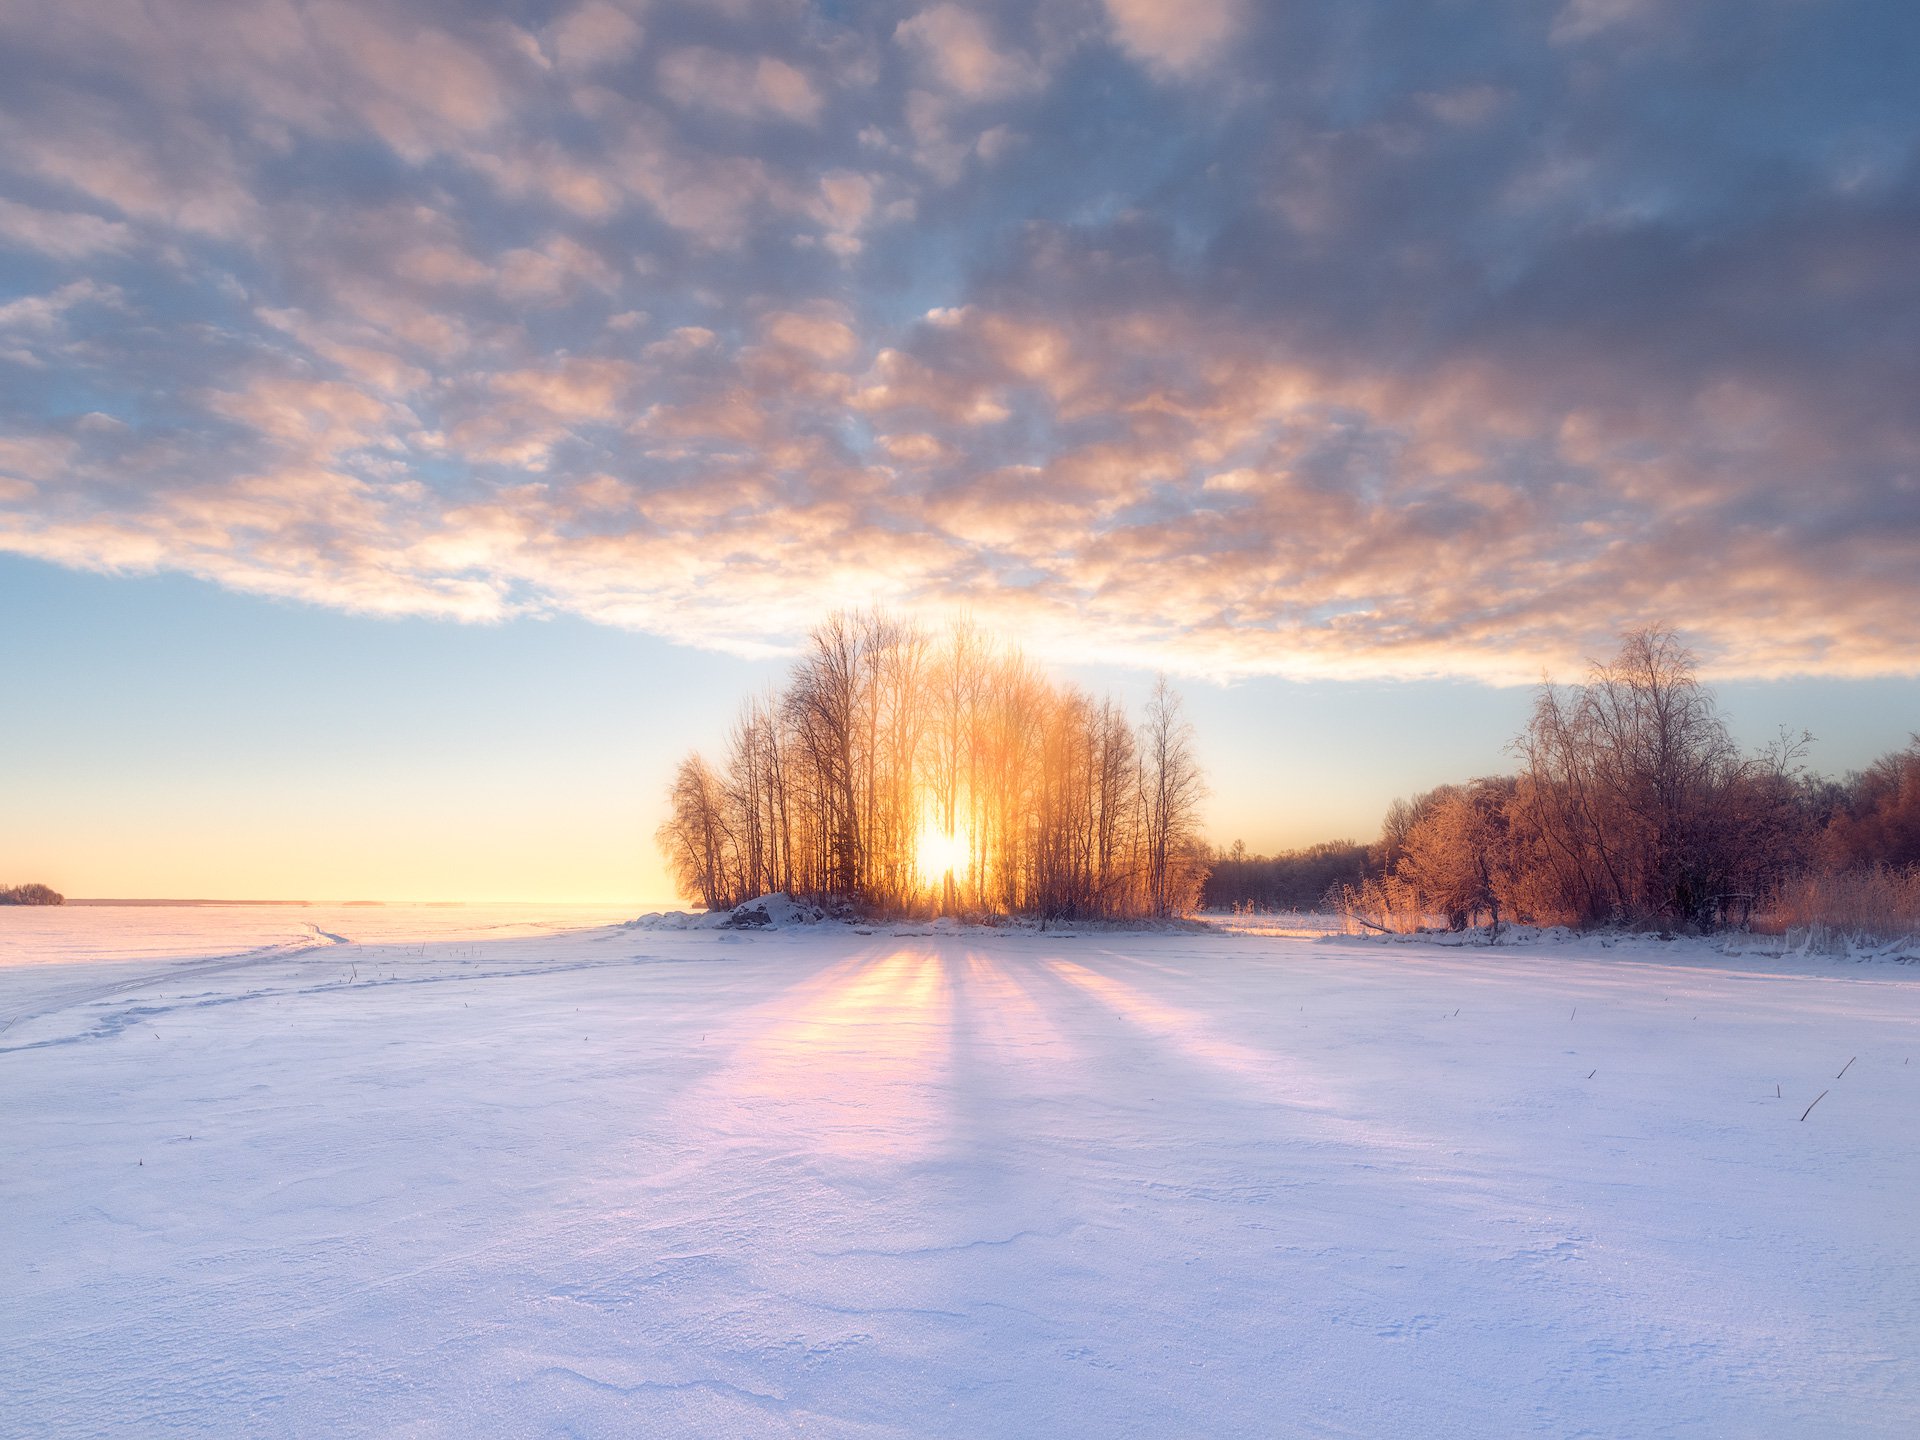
[[50, 897, 667, 909]]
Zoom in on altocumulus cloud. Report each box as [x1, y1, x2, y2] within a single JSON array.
[[0, 0, 1916, 680]]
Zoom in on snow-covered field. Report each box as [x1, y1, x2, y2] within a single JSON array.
[[3, 909, 1917, 1437]]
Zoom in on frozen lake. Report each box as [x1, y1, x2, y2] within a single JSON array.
[[0, 901, 651, 967], [3, 912, 1916, 1436]]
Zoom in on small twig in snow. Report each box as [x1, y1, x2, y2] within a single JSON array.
[[1836, 1056, 1856, 1079], [1800, 1090, 1829, 1122]]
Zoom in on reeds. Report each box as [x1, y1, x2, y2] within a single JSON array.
[[1760, 866, 1920, 948]]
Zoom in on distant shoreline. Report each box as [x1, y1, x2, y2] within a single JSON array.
[[66, 898, 318, 907], [58, 899, 649, 908]]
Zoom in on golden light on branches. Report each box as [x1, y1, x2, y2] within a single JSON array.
[[657, 610, 1207, 920]]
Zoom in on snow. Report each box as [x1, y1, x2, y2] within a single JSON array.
[[630, 892, 827, 930], [0, 901, 643, 968], [4, 910, 1918, 1437]]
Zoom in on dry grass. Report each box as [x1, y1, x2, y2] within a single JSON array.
[[1333, 876, 1448, 934], [1759, 867, 1920, 947]]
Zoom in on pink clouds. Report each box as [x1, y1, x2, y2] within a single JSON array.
[[658, 47, 824, 125], [894, 5, 1042, 102], [762, 309, 860, 364], [205, 376, 408, 460], [1102, 0, 1244, 79], [0, 1, 1914, 684], [0, 198, 133, 259]]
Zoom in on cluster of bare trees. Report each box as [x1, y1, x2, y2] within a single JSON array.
[[1347, 628, 1837, 932], [658, 611, 1207, 919], [0, 882, 64, 905]]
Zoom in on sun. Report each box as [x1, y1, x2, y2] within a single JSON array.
[[913, 820, 970, 892]]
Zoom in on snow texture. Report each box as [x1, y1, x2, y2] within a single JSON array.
[[630, 893, 828, 931], [3, 907, 1918, 1437]]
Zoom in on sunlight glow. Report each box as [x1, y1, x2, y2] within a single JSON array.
[[914, 820, 971, 892], [706, 949, 953, 1160]]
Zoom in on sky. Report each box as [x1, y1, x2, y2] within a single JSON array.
[[1, 1, 1917, 902]]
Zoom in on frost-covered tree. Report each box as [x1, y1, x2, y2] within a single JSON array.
[[1825, 737, 1920, 871], [1396, 779, 1514, 931]]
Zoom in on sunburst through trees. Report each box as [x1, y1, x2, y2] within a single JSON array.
[[658, 611, 1207, 920]]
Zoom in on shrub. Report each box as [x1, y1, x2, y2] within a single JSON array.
[[1333, 874, 1436, 934]]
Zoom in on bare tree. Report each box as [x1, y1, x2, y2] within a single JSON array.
[[656, 756, 735, 911], [784, 613, 866, 900], [1512, 626, 1792, 926], [1140, 676, 1206, 917]]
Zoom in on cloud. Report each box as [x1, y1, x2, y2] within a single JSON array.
[[894, 5, 1043, 102], [1102, 0, 1244, 78], [763, 308, 860, 364], [657, 47, 824, 125], [0, 279, 119, 333], [1550, 0, 1661, 46], [204, 374, 406, 460], [808, 170, 880, 254], [488, 358, 635, 422], [548, 1, 647, 73], [495, 236, 620, 303], [0, 0, 1917, 683], [0, 199, 133, 259]]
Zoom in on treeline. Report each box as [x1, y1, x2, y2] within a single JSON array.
[[1202, 840, 1370, 911], [0, 883, 64, 905], [658, 611, 1207, 920], [1344, 628, 1920, 934]]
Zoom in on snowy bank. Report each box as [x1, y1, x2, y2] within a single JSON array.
[[1322, 919, 1920, 967], [627, 892, 831, 931]]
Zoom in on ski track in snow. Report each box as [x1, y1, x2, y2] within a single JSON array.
[[2, 918, 1918, 1438]]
